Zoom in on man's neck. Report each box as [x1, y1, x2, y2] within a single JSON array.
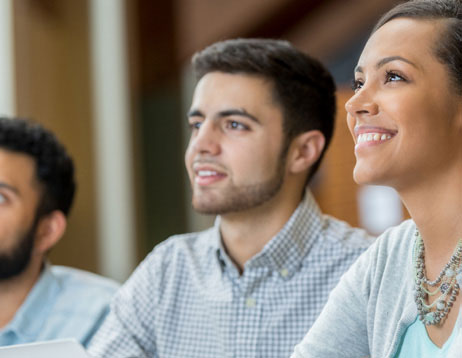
[[0, 258, 42, 328], [219, 187, 304, 273]]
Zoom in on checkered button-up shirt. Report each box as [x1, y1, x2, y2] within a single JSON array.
[[88, 191, 373, 358]]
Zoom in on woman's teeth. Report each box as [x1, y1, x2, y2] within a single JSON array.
[[357, 133, 392, 144]]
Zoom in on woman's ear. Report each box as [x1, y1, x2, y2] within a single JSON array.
[[288, 130, 325, 174], [34, 211, 67, 254]]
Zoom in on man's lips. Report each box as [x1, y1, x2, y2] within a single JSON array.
[[193, 165, 227, 186]]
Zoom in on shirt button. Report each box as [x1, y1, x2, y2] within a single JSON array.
[[280, 268, 289, 277], [245, 297, 256, 308]]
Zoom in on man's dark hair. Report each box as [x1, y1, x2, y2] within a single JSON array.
[[0, 117, 75, 218], [191, 38, 336, 184], [373, 0, 462, 93]]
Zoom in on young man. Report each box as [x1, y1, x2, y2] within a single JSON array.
[[0, 118, 119, 347], [88, 39, 373, 358]]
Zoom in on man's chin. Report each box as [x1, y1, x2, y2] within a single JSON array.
[[0, 257, 32, 281], [192, 202, 222, 215], [0, 231, 36, 280], [191, 198, 236, 215], [192, 200, 259, 216]]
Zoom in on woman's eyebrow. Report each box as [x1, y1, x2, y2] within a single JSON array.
[[375, 56, 417, 69], [354, 55, 417, 73]]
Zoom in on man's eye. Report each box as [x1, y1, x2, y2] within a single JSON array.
[[226, 121, 248, 130], [189, 121, 202, 130], [351, 79, 363, 92], [0, 194, 6, 204]]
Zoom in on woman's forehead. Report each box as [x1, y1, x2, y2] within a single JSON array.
[[358, 18, 445, 68]]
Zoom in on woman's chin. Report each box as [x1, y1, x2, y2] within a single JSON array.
[[353, 166, 384, 186]]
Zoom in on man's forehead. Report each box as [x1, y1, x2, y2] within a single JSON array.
[[191, 72, 279, 115], [0, 148, 39, 192]]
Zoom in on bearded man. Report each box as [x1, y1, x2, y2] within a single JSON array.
[[0, 118, 119, 347]]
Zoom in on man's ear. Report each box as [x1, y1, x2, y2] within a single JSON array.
[[34, 211, 67, 254], [288, 130, 325, 174]]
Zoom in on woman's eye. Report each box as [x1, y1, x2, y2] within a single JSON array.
[[351, 79, 363, 92], [385, 71, 405, 83], [0, 193, 6, 204]]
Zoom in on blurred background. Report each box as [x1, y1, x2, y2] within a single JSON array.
[[0, 0, 406, 282]]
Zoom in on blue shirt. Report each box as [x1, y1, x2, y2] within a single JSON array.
[[395, 316, 460, 358], [88, 191, 373, 358], [0, 265, 119, 347]]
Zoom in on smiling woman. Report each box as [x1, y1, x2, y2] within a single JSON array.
[[346, 17, 460, 191], [291, 1, 462, 358]]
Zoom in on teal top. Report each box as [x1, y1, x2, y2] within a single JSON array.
[[395, 316, 459, 358]]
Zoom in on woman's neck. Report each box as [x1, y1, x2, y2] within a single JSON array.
[[400, 162, 462, 274]]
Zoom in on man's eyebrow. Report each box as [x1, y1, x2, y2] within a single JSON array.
[[187, 109, 204, 118], [187, 108, 261, 124], [0, 182, 19, 195], [354, 56, 417, 73], [217, 109, 260, 123]]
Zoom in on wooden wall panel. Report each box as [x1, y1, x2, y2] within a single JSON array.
[[13, 0, 98, 272], [312, 89, 360, 227]]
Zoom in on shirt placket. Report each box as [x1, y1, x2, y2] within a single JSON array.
[[230, 268, 264, 358]]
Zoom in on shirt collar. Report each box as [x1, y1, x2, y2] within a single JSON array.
[[209, 217, 236, 274], [211, 190, 323, 279], [1, 263, 61, 341]]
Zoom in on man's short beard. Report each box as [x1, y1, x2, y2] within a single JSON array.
[[192, 141, 288, 215], [0, 217, 38, 280]]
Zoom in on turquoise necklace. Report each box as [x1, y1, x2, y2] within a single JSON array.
[[413, 230, 462, 325]]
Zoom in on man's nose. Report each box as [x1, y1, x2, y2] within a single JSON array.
[[190, 120, 221, 156]]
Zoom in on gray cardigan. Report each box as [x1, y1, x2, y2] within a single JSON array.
[[291, 219, 462, 358]]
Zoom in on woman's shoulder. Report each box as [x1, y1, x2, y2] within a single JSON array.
[[346, 219, 416, 278], [360, 219, 417, 277], [375, 219, 416, 252]]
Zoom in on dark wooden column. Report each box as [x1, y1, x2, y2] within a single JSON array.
[[133, 0, 187, 252]]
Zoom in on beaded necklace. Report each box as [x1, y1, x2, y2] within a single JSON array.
[[413, 230, 462, 325]]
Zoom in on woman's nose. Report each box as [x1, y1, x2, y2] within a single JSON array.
[[345, 87, 379, 117]]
